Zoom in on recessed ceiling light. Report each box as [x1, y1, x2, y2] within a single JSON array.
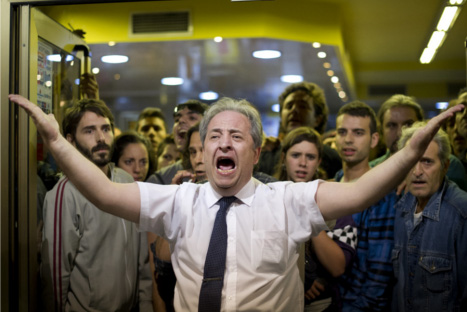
[[312, 42, 321, 48], [46, 54, 74, 62], [327, 70, 334, 76], [199, 91, 219, 101], [281, 75, 303, 83], [161, 77, 184, 86], [317, 52, 327, 58], [271, 104, 280, 113], [252, 50, 281, 59], [436, 102, 449, 109], [92, 67, 100, 74], [331, 76, 339, 83], [214, 36, 223, 43], [108, 41, 116, 47], [323, 62, 331, 68], [101, 55, 129, 64]]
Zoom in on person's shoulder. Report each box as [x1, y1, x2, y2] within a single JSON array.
[[152, 160, 184, 184], [443, 179, 467, 218], [113, 166, 134, 183], [369, 152, 390, 168]]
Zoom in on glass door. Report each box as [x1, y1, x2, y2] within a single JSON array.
[[14, 7, 89, 311]]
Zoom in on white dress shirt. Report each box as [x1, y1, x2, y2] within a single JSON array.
[[138, 178, 326, 311]]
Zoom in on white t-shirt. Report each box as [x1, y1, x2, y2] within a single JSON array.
[[138, 178, 326, 311]]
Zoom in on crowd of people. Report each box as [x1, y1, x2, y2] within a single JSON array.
[[17, 76, 467, 311]]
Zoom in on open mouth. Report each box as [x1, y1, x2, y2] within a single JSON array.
[[295, 170, 308, 178], [177, 130, 187, 140], [217, 157, 236, 173], [412, 180, 426, 186]]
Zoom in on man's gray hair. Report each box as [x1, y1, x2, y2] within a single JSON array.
[[199, 97, 263, 149], [398, 121, 451, 165]]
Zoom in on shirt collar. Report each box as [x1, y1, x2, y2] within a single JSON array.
[[205, 178, 256, 209]]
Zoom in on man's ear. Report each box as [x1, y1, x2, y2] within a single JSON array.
[[66, 133, 75, 145], [442, 158, 450, 176], [370, 132, 380, 149], [252, 147, 262, 165]]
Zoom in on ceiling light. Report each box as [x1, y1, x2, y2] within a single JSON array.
[[92, 67, 100, 74], [338, 91, 346, 99], [436, 102, 449, 109], [46, 54, 74, 62], [114, 74, 121, 80], [252, 50, 281, 59], [420, 48, 436, 64], [271, 104, 280, 113], [161, 77, 184, 86], [74, 78, 80, 85], [312, 42, 321, 48], [317, 52, 327, 58], [327, 70, 334, 76], [108, 41, 116, 46], [199, 91, 219, 101], [437, 6, 458, 31], [280, 75, 303, 83], [331, 76, 339, 83], [101, 55, 129, 64], [323, 62, 331, 69], [427, 31, 446, 49], [449, 0, 463, 4], [214, 36, 223, 43]]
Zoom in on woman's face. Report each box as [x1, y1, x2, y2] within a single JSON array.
[[285, 141, 321, 182], [157, 143, 179, 170], [118, 142, 149, 181]]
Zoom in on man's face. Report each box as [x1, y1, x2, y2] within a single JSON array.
[[137, 117, 167, 152], [68, 111, 114, 168], [456, 92, 467, 138], [188, 131, 206, 182], [382, 106, 419, 155], [204, 110, 261, 196], [405, 140, 448, 208], [280, 90, 316, 133], [173, 107, 203, 151], [335, 114, 378, 166]]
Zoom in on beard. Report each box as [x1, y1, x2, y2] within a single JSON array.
[[74, 140, 114, 167]]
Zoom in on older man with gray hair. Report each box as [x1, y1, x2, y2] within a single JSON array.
[[391, 122, 467, 311]]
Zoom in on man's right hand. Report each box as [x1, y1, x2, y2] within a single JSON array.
[[9, 94, 61, 146]]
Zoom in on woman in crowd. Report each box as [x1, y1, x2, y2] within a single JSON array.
[[274, 127, 357, 312], [112, 132, 155, 182]]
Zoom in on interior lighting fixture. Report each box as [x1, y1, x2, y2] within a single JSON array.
[[92, 67, 100, 74], [312, 42, 321, 48], [46, 54, 73, 62], [252, 50, 281, 59], [101, 55, 129, 64], [199, 91, 219, 101], [271, 104, 280, 113], [420, 2, 464, 64], [436, 102, 449, 109], [331, 76, 339, 83], [161, 77, 184, 86], [327, 70, 334, 76], [280, 75, 303, 83], [338, 91, 346, 99], [214, 36, 223, 43], [323, 62, 331, 68], [317, 52, 327, 58], [74, 78, 80, 85], [108, 41, 116, 46], [427, 31, 446, 49], [437, 6, 459, 31]]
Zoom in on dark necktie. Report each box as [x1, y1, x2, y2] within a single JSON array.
[[198, 196, 237, 312]]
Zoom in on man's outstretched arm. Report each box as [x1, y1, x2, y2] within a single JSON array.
[[317, 104, 465, 220], [10, 94, 141, 223]]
